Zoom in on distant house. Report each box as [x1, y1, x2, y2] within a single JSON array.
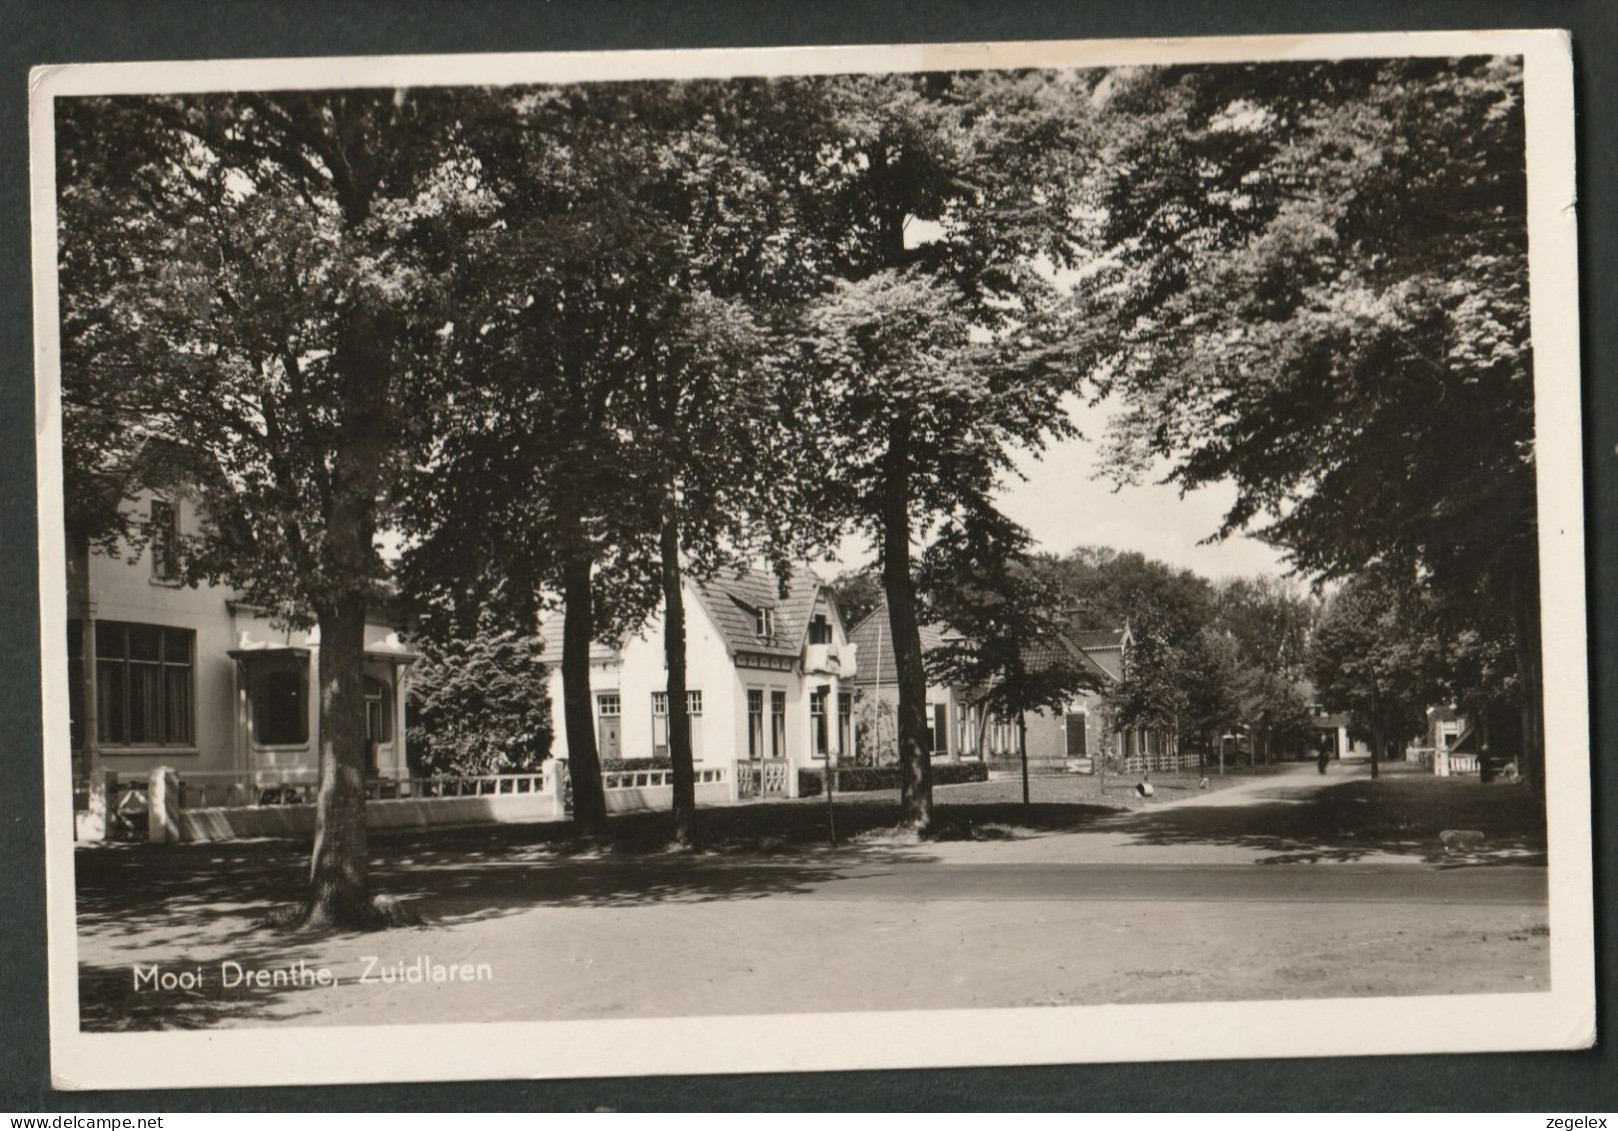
[[539, 564, 857, 798], [66, 489, 418, 836], [844, 607, 968, 764], [999, 629, 1121, 773], [847, 610, 1177, 772], [1426, 705, 1468, 753]]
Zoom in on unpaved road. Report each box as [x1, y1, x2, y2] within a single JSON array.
[[77, 764, 1550, 1030]]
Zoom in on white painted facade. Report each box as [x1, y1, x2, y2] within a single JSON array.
[[544, 574, 858, 778], [544, 594, 739, 767], [67, 490, 415, 792]]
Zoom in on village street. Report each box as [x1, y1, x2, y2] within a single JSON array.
[[76, 764, 1549, 1030]]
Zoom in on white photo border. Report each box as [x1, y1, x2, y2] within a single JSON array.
[[30, 29, 1592, 1090]]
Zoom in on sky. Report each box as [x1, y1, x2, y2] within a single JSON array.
[[821, 218, 1295, 585], [829, 394, 1292, 582]]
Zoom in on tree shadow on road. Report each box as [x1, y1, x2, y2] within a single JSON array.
[[1096, 775, 1547, 866], [73, 818, 969, 1030]]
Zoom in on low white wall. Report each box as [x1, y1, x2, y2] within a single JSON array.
[[601, 780, 732, 813], [174, 792, 563, 843], [141, 763, 734, 843]]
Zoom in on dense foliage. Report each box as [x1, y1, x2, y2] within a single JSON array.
[[1081, 58, 1540, 784], [407, 627, 553, 776]]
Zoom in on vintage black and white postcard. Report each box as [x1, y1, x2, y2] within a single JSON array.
[[29, 30, 1592, 1090]]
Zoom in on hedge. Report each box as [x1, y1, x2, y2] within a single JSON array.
[[798, 760, 989, 797], [599, 758, 672, 773]]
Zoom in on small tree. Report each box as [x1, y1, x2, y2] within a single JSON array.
[[1108, 614, 1194, 760], [921, 508, 1103, 803], [1307, 573, 1445, 778]]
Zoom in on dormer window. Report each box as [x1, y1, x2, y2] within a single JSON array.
[[755, 608, 775, 638], [808, 614, 832, 645]]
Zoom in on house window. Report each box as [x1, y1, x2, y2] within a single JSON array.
[[95, 622, 194, 746], [928, 702, 948, 756], [770, 690, 787, 759], [597, 692, 620, 717], [838, 692, 853, 759], [1065, 712, 1087, 757], [686, 690, 702, 716], [747, 689, 764, 759], [249, 661, 308, 747], [149, 499, 180, 582], [810, 688, 829, 758], [365, 675, 392, 744], [651, 691, 669, 757], [808, 614, 832, 645], [755, 608, 775, 638]]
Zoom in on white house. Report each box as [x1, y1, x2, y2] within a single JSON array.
[[539, 564, 858, 798], [66, 489, 417, 828]]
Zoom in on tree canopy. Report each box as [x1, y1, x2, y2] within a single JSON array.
[[57, 90, 476, 925], [1080, 57, 1542, 783]]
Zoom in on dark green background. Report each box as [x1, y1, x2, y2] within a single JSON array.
[[2, 0, 1612, 1112]]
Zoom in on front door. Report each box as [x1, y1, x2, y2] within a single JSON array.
[[596, 692, 621, 761], [598, 715, 621, 761]]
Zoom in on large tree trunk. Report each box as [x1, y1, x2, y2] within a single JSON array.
[[561, 547, 608, 830], [879, 431, 932, 834], [1508, 543, 1544, 796], [659, 507, 697, 847], [294, 304, 392, 929], [300, 594, 376, 927]]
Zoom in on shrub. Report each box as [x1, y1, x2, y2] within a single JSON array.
[[798, 760, 988, 797], [937, 761, 991, 786], [407, 627, 552, 776], [599, 758, 673, 773]]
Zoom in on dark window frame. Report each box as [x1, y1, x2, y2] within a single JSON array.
[[929, 702, 949, 755], [364, 674, 393, 744], [770, 689, 787, 759], [810, 687, 829, 757], [747, 688, 764, 759], [92, 621, 195, 747], [250, 660, 309, 748], [149, 498, 180, 582]]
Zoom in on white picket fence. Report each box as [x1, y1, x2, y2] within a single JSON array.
[[1411, 746, 1480, 776], [76, 759, 740, 843]]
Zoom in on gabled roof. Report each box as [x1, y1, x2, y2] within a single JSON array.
[[535, 614, 621, 667], [690, 563, 828, 659], [1066, 627, 1127, 651], [847, 599, 961, 688], [849, 597, 1119, 689], [537, 563, 832, 667], [1025, 633, 1116, 685]]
